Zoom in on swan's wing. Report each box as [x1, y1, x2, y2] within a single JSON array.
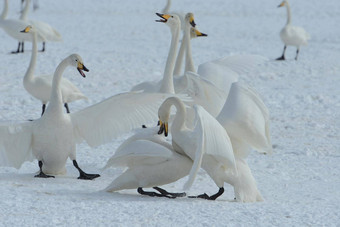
[[29, 20, 62, 42], [71, 92, 183, 147], [217, 82, 272, 155], [105, 139, 173, 168], [197, 55, 267, 92], [179, 72, 227, 117], [0, 121, 34, 169], [184, 105, 236, 190]]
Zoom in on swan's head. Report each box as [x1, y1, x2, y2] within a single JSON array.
[[278, 0, 287, 7], [20, 25, 35, 34], [190, 27, 208, 38], [68, 54, 89, 78], [185, 13, 196, 27], [155, 13, 180, 29], [157, 100, 171, 137]]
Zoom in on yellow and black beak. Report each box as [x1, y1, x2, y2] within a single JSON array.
[[189, 16, 196, 27], [156, 13, 171, 23], [278, 2, 285, 7], [20, 26, 32, 33], [195, 28, 208, 37], [77, 62, 89, 78], [157, 120, 169, 137]]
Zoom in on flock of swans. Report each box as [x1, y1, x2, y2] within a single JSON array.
[[0, 0, 309, 202]]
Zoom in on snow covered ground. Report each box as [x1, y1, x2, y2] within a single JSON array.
[[0, 0, 339, 226]]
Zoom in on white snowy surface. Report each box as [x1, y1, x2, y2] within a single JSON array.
[[0, 0, 339, 226]]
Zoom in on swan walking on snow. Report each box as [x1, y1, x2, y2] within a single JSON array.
[[21, 25, 86, 115], [105, 126, 191, 198], [276, 0, 310, 60]]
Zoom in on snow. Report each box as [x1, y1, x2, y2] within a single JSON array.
[[0, 0, 339, 226]]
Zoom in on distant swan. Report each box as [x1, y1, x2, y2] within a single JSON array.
[[276, 0, 310, 60], [22, 25, 86, 115]]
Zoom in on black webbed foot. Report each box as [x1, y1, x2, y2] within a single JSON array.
[[153, 187, 186, 198], [34, 171, 55, 178], [137, 187, 175, 199], [73, 160, 100, 180], [276, 55, 285, 61]]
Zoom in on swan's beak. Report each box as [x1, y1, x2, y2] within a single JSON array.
[[278, 2, 285, 7], [195, 29, 208, 37], [189, 17, 196, 27], [156, 13, 171, 23], [77, 62, 89, 78], [20, 26, 32, 33], [157, 120, 168, 137]]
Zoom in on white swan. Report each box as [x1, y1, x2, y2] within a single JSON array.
[[0, 53, 182, 178], [276, 0, 310, 60], [131, 13, 226, 118], [105, 126, 191, 198], [20, 0, 62, 52], [158, 97, 237, 200], [21, 25, 86, 115], [173, 13, 273, 157]]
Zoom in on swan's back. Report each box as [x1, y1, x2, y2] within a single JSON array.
[[280, 25, 310, 46], [30, 20, 62, 42]]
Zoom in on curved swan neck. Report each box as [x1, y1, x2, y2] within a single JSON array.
[[184, 24, 195, 73], [20, 0, 30, 21], [162, 0, 171, 13], [24, 30, 38, 84], [164, 97, 187, 131], [159, 22, 180, 94], [285, 1, 292, 25], [48, 58, 70, 112], [1, 0, 9, 20]]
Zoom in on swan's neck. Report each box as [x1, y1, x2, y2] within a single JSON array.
[[165, 97, 187, 132], [1, 0, 8, 20], [47, 58, 69, 113], [173, 29, 186, 76], [24, 30, 37, 84], [159, 23, 180, 94], [20, 0, 30, 21], [162, 0, 171, 13], [184, 26, 195, 73], [285, 2, 292, 25]]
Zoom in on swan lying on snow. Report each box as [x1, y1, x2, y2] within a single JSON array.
[[0, 54, 183, 179], [276, 0, 310, 60], [105, 126, 191, 198], [22, 25, 86, 116]]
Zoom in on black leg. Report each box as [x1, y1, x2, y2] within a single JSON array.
[[73, 160, 100, 180], [137, 187, 174, 199], [21, 42, 24, 53], [276, 45, 286, 61], [189, 187, 224, 200], [41, 104, 46, 116], [142, 125, 147, 128], [34, 160, 55, 178], [11, 42, 21, 54], [295, 48, 299, 61], [64, 103, 70, 113], [39, 42, 45, 52], [153, 187, 186, 198]]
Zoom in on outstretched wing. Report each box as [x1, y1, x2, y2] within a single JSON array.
[[184, 105, 236, 190], [0, 121, 34, 169], [197, 55, 267, 94], [178, 71, 227, 117], [71, 92, 181, 147]]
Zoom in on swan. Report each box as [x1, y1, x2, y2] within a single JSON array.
[[0, 53, 186, 178], [105, 126, 191, 198], [131, 13, 226, 118], [21, 25, 86, 115], [20, 0, 62, 52], [157, 97, 237, 200], [276, 0, 310, 60]]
